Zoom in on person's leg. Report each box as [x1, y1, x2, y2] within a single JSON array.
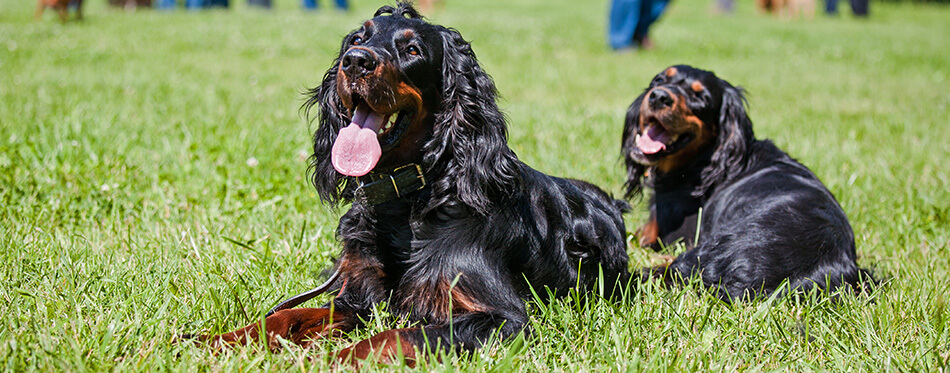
[[645, 0, 670, 26], [849, 0, 868, 17], [825, 0, 838, 15], [157, 0, 176, 9], [608, 0, 642, 50], [302, 0, 317, 10], [185, 0, 206, 10], [717, 0, 735, 13], [334, 0, 347, 10], [633, 0, 669, 47]]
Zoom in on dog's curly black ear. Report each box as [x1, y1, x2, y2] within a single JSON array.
[[696, 83, 754, 197], [303, 58, 354, 205], [621, 93, 648, 200], [423, 27, 521, 214]]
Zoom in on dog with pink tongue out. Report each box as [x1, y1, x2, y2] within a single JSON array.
[[621, 65, 873, 302], [183, 4, 631, 367]]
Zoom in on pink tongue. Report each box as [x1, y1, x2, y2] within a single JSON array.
[[637, 124, 672, 155], [331, 104, 388, 176]]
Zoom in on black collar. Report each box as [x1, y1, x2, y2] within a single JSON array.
[[355, 164, 427, 205]]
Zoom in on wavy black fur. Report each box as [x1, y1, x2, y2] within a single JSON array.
[[295, 2, 630, 361], [622, 65, 874, 301]]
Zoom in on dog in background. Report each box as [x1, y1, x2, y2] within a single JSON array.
[[757, 0, 815, 19], [182, 2, 630, 366], [35, 0, 83, 22], [622, 65, 872, 301]]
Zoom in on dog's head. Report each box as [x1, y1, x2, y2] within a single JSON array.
[[622, 65, 754, 198], [306, 2, 519, 211]]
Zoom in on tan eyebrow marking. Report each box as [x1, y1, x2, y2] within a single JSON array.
[[691, 81, 705, 92]]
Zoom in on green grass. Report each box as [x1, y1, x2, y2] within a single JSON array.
[[2, 0, 949, 370]]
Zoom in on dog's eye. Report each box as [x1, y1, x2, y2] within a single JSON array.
[[652, 76, 664, 86], [351, 36, 363, 45], [407, 45, 420, 56]]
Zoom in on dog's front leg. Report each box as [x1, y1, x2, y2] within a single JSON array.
[[335, 309, 528, 367], [56, 5, 67, 22], [637, 213, 660, 248], [335, 327, 422, 367], [182, 308, 354, 351]]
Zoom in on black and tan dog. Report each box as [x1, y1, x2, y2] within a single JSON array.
[[183, 2, 630, 366], [623, 65, 872, 301]]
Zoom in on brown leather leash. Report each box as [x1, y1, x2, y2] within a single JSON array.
[[265, 267, 342, 317], [264, 165, 425, 317]]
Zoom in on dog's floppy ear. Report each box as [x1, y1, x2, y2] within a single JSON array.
[[423, 27, 520, 215], [303, 56, 355, 205], [696, 83, 754, 197], [621, 93, 648, 199]]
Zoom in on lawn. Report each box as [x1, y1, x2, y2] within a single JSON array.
[[1, 0, 948, 370]]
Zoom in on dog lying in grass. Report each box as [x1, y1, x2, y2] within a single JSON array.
[[181, 2, 630, 366], [757, 0, 815, 20], [622, 65, 873, 301]]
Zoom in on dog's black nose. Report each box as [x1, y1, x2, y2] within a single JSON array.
[[341, 49, 378, 78], [648, 89, 674, 109]]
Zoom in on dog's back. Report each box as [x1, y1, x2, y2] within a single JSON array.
[[668, 140, 865, 299]]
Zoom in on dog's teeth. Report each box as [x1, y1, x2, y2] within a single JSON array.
[[671, 134, 679, 142], [635, 134, 641, 142]]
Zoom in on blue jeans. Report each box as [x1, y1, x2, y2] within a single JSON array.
[[826, 0, 868, 16], [608, 0, 670, 49], [185, 0, 227, 8], [302, 0, 348, 10]]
